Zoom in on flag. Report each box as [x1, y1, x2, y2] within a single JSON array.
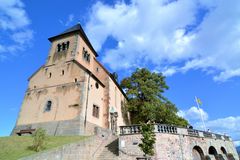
[[196, 97, 202, 106]]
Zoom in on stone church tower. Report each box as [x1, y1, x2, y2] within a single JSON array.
[[12, 24, 128, 135]]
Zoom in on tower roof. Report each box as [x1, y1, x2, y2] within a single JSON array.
[[48, 23, 98, 57]]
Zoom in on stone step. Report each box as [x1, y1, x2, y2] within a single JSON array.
[[96, 138, 119, 160]]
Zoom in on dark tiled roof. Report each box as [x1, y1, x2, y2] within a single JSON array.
[[48, 23, 98, 57], [61, 24, 81, 34]]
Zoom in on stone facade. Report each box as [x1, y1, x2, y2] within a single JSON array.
[[119, 124, 239, 160], [11, 116, 103, 136], [12, 24, 128, 136]]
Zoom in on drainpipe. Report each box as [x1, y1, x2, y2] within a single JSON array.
[[84, 73, 91, 133]]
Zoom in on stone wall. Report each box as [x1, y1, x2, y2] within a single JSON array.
[[119, 124, 239, 160], [12, 116, 106, 136]]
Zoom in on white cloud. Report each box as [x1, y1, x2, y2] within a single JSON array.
[[85, 0, 240, 82], [162, 67, 178, 76], [59, 14, 75, 26], [178, 106, 208, 121], [206, 116, 240, 133], [11, 29, 33, 45], [0, 0, 30, 30], [0, 0, 32, 58], [234, 141, 240, 147], [197, 116, 240, 142], [180, 106, 240, 141]]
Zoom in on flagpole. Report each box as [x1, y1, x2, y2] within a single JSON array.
[[195, 96, 207, 131]]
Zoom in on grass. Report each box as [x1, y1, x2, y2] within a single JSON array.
[[0, 135, 88, 160]]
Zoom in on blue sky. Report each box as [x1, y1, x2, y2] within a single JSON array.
[[1, 0, 240, 145]]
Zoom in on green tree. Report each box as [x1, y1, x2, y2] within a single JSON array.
[[31, 128, 47, 152], [111, 72, 118, 82], [120, 68, 188, 126], [138, 122, 156, 158]]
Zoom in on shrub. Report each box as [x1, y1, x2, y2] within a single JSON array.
[[227, 153, 235, 160], [31, 128, 47, 152], [204, 155, 211, 160]]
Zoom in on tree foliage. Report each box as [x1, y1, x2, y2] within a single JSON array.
[[120, 68, 188, 126], [111, 72, 118, 82]]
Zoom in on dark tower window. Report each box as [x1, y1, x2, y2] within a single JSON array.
[[49, 72, 52, 78], [62, 42, 66, 51], [57, 41, 69, 52], [82, 47, 90, 62], [44, 101, 52, 112], [66, 41, 70, 49], [75, 78, 78, 82], [61, 70, 64, 75], [57, 44, 61, 52]]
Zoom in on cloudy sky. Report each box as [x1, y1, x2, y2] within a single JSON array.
[[0, 0, 240, 145]]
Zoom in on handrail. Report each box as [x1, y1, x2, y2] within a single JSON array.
[[119, 124, 231, 141]]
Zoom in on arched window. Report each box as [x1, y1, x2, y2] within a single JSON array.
[[44, 101, 52, 112], [62, 42, 66, 51], [192, 146, 205, 160], [95, 82, 99, 89], [61, 70, 64, 75], [57, 44, 61, 52], [209, 146, 218, 156], [220, 146, 227, 155], [82, 47, 90, 62]]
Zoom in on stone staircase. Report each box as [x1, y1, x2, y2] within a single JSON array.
[[19, 131, 120, 160], [96, 136, 119, 160]]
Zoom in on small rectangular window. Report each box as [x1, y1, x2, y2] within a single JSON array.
[[92, 105, 99, 118]]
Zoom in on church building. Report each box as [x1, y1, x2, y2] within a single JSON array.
[[12, 24, 128, 136]]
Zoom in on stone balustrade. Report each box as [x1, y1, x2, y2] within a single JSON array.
[[187, 128, 199, 136], [119, 124, 231, 141]]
